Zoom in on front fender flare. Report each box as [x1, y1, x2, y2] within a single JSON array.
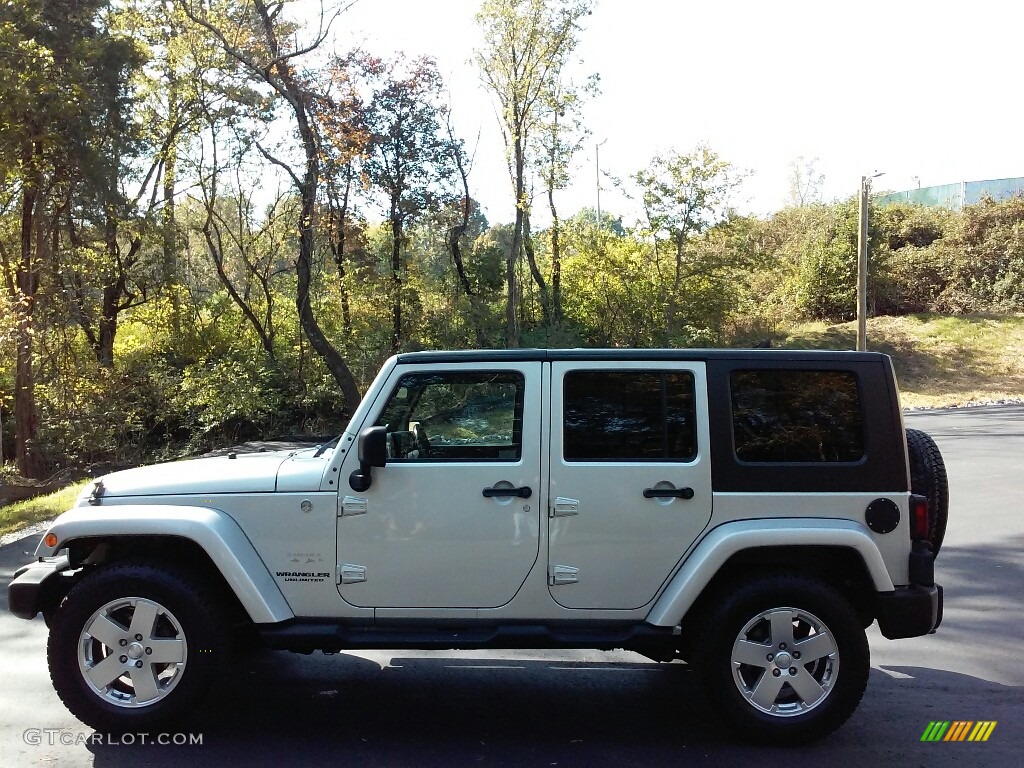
[[646, 519, 895, 627], [34, 505, 294, 624]]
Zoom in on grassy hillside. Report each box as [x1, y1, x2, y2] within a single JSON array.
[[778, 314, 1024, 409], [0, 480, 89, 539]]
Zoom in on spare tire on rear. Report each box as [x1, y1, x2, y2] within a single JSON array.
[[905, 428, 949, 555]]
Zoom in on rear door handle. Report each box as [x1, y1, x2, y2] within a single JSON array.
[[483, 486, 533, 499], [643, 487, 694, 500]]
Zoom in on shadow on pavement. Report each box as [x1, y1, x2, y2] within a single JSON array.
[[71, 653, 1022, 768]]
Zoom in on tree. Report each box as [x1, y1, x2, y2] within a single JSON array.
[[633, 145, 745, 342], [317, 50, 371, 340], [475, 0, 593, 346], [0, 0, 145, 475], [534, 75, 597, 324], [177, 0, 362, 410], [196, 129, 283, 362], [59, 6, 149, 370], [787, 155, 825, 207], [358, 53, 460, 353]]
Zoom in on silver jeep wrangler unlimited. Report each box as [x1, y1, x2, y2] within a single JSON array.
[[9, 349, 946, 743]]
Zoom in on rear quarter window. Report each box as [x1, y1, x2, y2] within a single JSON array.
[[730, 369, 864, 463]]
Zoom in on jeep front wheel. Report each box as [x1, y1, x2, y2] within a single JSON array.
[[47, 562, 228, 731], [694, 575, 869, 744]]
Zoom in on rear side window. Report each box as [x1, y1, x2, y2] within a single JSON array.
[[730, 370, 864, 463], [563, 370, 697, 462]]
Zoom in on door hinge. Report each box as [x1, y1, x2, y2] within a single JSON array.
[[549, 565, 580, 586], [339, 495, 367, 517], [551, 496, 580, 517], [339, 564, 366, 584]]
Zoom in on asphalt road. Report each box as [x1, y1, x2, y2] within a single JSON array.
[[1, 406, 1021, 767]]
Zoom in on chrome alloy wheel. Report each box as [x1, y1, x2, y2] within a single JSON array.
[[77, 597, 188, 708], [730, 606, 839, 717]]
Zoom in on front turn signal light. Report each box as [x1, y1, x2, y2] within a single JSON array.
[[44, 533, 58, 549]]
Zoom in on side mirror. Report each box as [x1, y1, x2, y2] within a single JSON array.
[[349, 426, 388, 492]]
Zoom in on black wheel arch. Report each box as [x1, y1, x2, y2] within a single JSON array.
[[678, 545, 879, 661], [56, 535, 252, 628]]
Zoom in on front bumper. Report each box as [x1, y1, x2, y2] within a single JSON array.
[[7, 556, 71, 620], [876, 583, 943, 639]]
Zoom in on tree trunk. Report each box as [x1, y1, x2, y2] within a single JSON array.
[[548, 183, 562, 324], [390, 199, 403, 354], [665, 231, 686, 342], [296, 249, 361, 409], [13, 310, 41, 477], [522, 212, 549, 324], [447, 196, 487, 347], [293, 119, 361, 410], [162, 101, 181, 337], [14, 139, 44, 478], [330, 169, 354, 337], [507, 207, 522, 348], [97, 209, 122, 369], [505, 139, 527, 348], [250, 0, 362, 411]]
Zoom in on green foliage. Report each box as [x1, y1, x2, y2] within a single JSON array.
[[935, 197, 1024, 312], [171, 356, 285, 443]]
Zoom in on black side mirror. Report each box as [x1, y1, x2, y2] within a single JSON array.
[[349, 426, 388, 492]]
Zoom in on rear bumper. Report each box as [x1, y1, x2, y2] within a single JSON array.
[[7, 556, 71, 620], [876, 583, 943, 639]]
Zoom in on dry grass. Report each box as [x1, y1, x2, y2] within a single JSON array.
[[0, 481, 89, 539], [779, 314, 1024, 408]]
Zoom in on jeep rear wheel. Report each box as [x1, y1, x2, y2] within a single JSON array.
[[906, 428, 949, 555], [694, 575, 869, 744], [47, 562, 228, 731]]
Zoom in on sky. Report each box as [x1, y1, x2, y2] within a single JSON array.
[[322, 0, 1024, 226]]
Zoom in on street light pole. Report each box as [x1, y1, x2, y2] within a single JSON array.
[[857, 172, 883, 351], [595, 139, 607, 225]]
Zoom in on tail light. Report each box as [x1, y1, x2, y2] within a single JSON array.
[[909, 494, 929, 540]]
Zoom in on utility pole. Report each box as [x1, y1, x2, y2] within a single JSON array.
[[857, 172, 883, 351], [595, 139, 607, 225]]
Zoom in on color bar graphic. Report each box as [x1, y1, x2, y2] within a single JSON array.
[[920, 721, 996, 742]]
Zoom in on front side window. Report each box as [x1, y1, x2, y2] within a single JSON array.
[[375, 371, 523, 461], [562, 370, 697, 462], [730, 369, 864, 463]]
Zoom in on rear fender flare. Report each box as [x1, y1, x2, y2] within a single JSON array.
[[646, 519, 895, 627]]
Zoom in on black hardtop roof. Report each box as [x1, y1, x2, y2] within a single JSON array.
[[396, 348, 891, 364]]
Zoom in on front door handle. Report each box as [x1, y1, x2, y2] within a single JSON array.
[[643, 487, 694, 500], [482, 486, 532, 499]]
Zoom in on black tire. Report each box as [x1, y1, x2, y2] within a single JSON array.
[[693, 574, 869, 745], [905, 428, 949, 555], [47, 561, 228, 731]]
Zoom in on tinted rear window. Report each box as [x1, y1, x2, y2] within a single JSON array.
[[730, 370, 864, 462]]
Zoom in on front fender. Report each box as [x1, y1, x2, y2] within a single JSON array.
[[646, 518, 895, 627], [34, 505, 294, 624]]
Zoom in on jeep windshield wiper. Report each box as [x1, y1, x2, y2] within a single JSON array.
[[313, 436, 341, 458]]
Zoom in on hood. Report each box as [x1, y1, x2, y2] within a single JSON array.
[[91, 450, 300, 498]]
